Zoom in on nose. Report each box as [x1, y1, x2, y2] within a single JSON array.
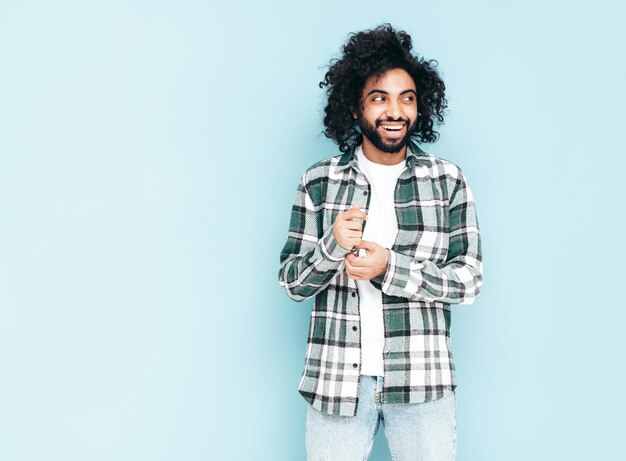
[[385, 100, 401, 120]]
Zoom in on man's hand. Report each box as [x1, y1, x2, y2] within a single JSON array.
[[345, 240, 389, 281], [333, 206, 367, 250]]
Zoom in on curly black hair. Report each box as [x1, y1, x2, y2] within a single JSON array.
[[320, 24, 447, 153]]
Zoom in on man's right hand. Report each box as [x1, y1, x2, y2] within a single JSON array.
[[333, 206, 367, 250]]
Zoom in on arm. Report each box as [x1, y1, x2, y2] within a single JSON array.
[[278, 174, 352, 302], [374, 170, 483, 304]]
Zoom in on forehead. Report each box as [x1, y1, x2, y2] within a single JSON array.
[[362, 68, 416, 94]]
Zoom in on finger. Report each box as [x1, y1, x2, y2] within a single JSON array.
[[345, 266, 365, 280], [343, 220, 364, 231], [347, 253, 368, 267], [336, 228, 361, 240], [342, 231, 362, 242], [341, 207, 367, 221], [346, 238, 362, 250], [346, 256, 365, 273], [346, 252, 363, 265], [344, 258, 355, 274]]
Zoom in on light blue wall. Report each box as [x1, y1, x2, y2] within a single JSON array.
[[1, 1, 624, 459]]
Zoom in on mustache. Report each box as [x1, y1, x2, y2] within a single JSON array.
[[376, 117, 410, 126]]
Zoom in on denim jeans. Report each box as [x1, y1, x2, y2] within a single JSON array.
[[305, 376, 456, 461]]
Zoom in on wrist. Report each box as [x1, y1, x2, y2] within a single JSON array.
[[374, 248, 390, 277], [381, 248, 390, 275], [321, 225, 351, 261]]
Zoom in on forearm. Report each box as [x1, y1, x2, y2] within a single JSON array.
[[375, 245, 482, 304], [279, 221, 350, 301]]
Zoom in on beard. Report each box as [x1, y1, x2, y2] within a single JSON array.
[[358, 114, 416, 154]]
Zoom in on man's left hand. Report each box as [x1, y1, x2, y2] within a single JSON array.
[[344, 240, 389, 281]]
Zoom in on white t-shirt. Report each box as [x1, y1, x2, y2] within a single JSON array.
[[355, 146, 406, 377]]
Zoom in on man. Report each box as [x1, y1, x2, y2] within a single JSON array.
[[278, 24, 482, 461]]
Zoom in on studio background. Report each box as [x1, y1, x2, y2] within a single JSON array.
[[1, 1, 624, 460]]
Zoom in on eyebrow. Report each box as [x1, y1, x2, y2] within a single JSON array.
[[365, 88, 417, 97]]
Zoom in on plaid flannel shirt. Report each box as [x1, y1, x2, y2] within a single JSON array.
[[278, 141, 482, 417]]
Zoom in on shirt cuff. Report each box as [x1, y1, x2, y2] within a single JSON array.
[[374, 249, 414, 296], [319, 225, 351, 262]]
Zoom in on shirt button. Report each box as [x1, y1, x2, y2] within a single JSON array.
[[351, 292, 356, 298], [353, 363, 358, 368], [363, 191, 368, 196], [352, 326, 357, 331]]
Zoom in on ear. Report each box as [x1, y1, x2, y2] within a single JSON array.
[[350, 107, 358, 120]]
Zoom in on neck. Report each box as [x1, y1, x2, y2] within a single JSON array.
[[361, 137, 407, 166]]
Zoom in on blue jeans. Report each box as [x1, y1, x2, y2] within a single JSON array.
[[305, 376, 456, 461]]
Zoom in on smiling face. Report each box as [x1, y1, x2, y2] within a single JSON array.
[[354, 67, 418, 164]]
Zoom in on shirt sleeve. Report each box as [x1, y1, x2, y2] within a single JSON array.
[[372, 170, 483, 305], [278, 173, 351, 301]]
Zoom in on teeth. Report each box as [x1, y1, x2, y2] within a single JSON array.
[[382, 125, 403, 131]]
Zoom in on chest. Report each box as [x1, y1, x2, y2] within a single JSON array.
[[320, 167, 452, 262]]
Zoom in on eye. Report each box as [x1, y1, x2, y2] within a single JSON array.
[[402, 95, 415, 102], [372, 95, 385, 102]]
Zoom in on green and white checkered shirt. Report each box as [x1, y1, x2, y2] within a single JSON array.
[[278, 141, 483, 417]]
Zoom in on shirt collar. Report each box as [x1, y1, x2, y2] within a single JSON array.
[[335, 140, 432, 172]]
